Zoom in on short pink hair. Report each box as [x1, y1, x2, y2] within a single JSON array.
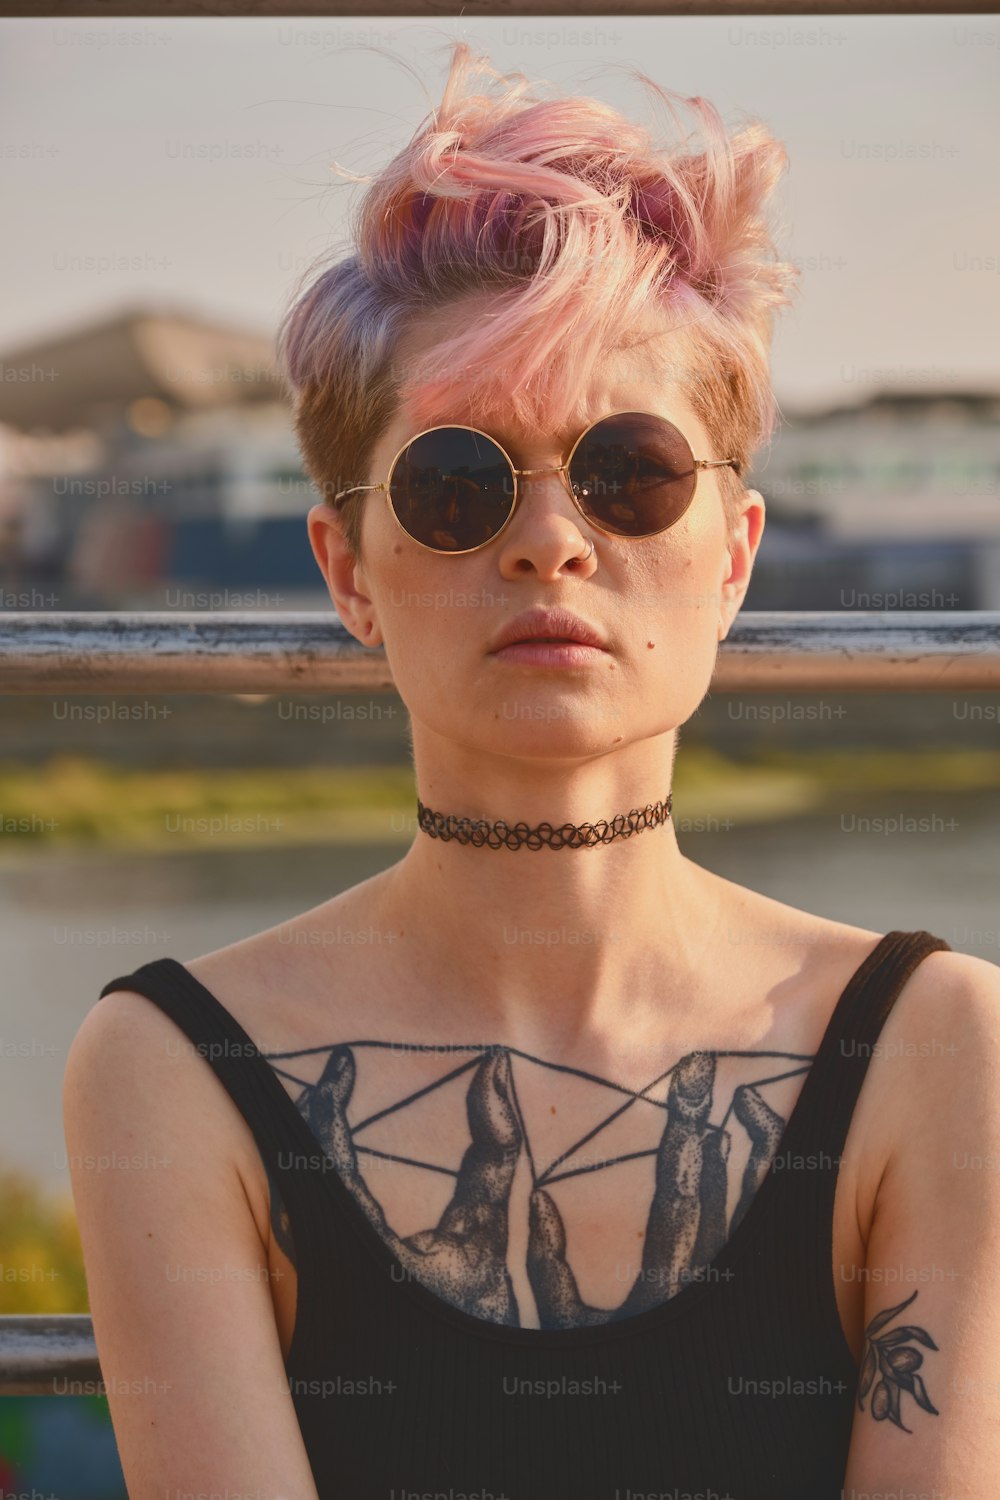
[[277, 41, 798, 559]]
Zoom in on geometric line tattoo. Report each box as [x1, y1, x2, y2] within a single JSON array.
[[259, 1039, 813, 1331]]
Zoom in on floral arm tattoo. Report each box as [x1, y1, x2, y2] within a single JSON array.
[[857, 1289, 939, 1432]]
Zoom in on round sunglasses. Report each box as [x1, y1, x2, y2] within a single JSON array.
[[332, 410, 740, 555]]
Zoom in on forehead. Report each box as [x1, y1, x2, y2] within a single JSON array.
[[388, 295, 704, 451]]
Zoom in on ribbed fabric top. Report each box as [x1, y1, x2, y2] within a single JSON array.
[[99, 928, 950, 1500]]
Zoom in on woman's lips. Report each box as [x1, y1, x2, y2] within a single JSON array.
[[490, 640, 608, 667]]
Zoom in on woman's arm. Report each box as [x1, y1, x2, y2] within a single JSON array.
[[841, 950, 1000, 1497], [62, 990, 322, 1500]]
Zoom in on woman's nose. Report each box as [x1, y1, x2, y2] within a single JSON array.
[[493, 469, 597, 577]]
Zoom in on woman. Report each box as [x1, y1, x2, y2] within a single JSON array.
[[64, 42, 1000, 1500]]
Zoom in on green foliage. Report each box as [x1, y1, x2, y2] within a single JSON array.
[[0, 746, 996, 850], [0, 754, 418, 847], [0, 1163, 89, 1314]]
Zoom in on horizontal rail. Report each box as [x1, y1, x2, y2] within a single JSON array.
[[0, 1315, 101, 1397], [0, 1, 987, 15], [1, 612, 999, 694]]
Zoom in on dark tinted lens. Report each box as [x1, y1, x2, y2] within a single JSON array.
[[568, 413, 697, 537], [388, 428, 514, 551]]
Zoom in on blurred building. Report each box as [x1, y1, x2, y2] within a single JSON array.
[[1, 306, 998, 610], [0, 304, 310, 608], [744, 390, 1000, 610]]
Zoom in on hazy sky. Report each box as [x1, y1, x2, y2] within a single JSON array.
[[1, 14, 998, 410]]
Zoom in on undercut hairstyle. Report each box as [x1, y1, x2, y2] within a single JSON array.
[[277, 41, 798, 561]]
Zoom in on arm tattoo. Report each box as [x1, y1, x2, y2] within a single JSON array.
[[857, 1288, 940, 1431]]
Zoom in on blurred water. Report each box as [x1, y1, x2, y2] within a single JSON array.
[[2, 789, 998, 1198]]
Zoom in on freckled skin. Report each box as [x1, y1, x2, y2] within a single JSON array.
[[307, 298, 761, 780]]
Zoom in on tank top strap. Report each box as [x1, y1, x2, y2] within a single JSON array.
[[97, 956, 330, 1223], [778, 928, 952, 1173]]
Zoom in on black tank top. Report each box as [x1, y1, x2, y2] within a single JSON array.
[[99, 928, 949, 1500]]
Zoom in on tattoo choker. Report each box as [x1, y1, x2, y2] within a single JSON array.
[[415, 793, 673, 851]]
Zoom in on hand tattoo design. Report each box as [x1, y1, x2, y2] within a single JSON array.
[[263, 1039, 809, 1330], [528, 1052, 785, 1327], [301, 1046, 522, 1322], [857, 1289, 939, 1432]]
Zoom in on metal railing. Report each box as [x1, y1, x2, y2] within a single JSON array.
[[2, 606, 999, 1394], [2, 610, 1000, 694], [0, 1316, 102, 1396], [6, 0, 994, 18]]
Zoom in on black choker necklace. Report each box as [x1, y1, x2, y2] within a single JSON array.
[[415, 794, 673, 850]]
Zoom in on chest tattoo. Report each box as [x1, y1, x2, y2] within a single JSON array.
[[262, 1040, 812, 1330]]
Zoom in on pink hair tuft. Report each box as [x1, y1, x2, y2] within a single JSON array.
[[277, 42, 798, 555]]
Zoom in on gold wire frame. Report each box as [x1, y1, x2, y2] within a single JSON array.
[[332, 409, 740, 554]]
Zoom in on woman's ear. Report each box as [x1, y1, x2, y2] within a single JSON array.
[[306, 503, 384, 648], [718, 489, 765, 640]]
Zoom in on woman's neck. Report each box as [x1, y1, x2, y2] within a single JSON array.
[[368, 824, 726, 1051]]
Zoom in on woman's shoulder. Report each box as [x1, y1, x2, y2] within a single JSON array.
[[164, 881, 388, 1046], [706, 878, 880, 999], [707, 880, 1000, 1087], [773, 895, 998, 1021], [712, 874, 988, 999]]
